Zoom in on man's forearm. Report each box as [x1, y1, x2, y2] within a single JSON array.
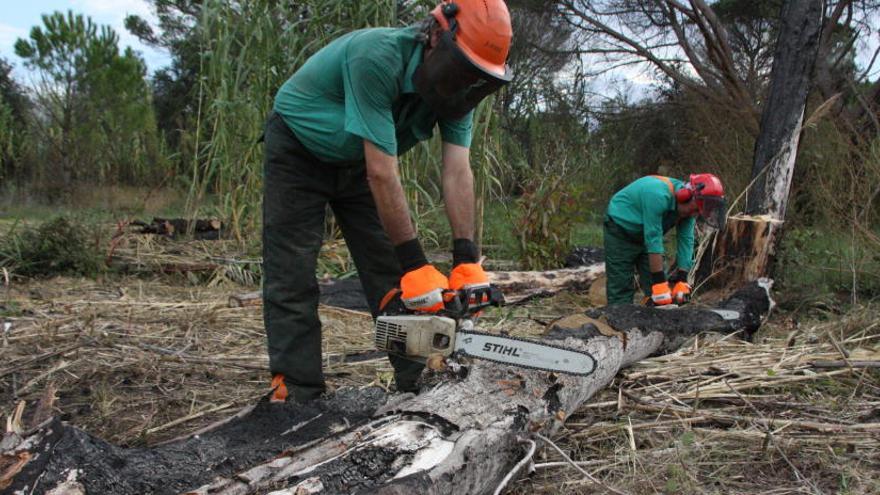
[[364, 141, 416, 245], [441, 143, 475, 240]]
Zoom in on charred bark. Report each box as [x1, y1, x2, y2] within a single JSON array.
[[1, 390, 387, 495], [2, 281, 771, 495]]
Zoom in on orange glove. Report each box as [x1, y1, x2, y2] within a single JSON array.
[[650, 282, 673, 306], [668, 269, 690, 305], [449, 262, 489, 291], [670, 281, 691, 304], [450, 262, 491, 306], [400, 264, 449, 312]]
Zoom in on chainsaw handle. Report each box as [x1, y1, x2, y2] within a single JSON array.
[[380, 286, 503, 317], [443, 286, 504, 317]]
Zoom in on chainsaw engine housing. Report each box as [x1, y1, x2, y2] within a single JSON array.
[[374, 315, 457, 359]]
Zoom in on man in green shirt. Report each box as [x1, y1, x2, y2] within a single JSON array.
[[263, 0, 513, 402], [603, 174, 726, 306]]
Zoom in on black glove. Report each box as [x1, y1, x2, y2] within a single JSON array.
[[452, 238, 479, 267], [669, 269, 689, 284]]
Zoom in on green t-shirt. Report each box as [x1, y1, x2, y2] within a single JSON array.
[[606, 176, 696, 270], [273, 26, 474, 162]]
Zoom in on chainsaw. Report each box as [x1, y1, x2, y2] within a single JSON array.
[[374, 286, 596, 376]]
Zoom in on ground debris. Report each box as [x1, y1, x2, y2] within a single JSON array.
[[1, 271, 878, 494], [515, 311, 880, 495]]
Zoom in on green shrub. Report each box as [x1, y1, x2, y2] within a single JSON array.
[[514, 173, 585, 270], [775, 227, 880, 303], [0, 216, 103, 277]]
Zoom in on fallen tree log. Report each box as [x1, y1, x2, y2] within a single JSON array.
[[193, 280, 773, 495], [2, 280, 770, 494], [229, 262, 606, 308], [488, 263, 606, 303]]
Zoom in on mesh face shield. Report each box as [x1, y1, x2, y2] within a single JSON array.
[[414, 30, 512, 121], [697, 195, 727, 230]]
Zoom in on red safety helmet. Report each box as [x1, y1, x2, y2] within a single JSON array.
[[414, 0, 513, 120], [681, 173, 726, 229]]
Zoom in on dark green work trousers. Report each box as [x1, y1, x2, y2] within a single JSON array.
[[262, 111, 424, 401], [603, 216, 663, 305]]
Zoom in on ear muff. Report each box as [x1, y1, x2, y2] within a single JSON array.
[[675, 187, 692, 203]]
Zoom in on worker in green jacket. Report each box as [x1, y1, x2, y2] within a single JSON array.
[[603, 174, 726, 306], [263, 0, 513, 403]]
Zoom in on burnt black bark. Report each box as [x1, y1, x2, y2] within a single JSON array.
[[2, 389, 386, 495]]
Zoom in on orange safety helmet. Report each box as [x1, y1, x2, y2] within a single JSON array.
[[430, 0, 513, 79], [414, 0, 514, 120]]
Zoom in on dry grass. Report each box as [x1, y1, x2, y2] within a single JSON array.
[[0, 276, 384, 446], [514, 309, 880, 495], [106, 229, 353, 285], [1, 236, 878, 493]]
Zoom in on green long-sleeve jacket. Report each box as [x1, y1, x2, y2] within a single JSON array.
[[606, 176, 696, 270]]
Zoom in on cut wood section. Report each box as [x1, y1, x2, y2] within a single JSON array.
[[2, 280, 770, 495], [229, 262, 606, 308], [698, 215, 783, 288]]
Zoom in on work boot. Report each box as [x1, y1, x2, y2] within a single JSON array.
[[270, 374, 288, 403]]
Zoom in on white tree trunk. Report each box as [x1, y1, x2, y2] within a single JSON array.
[[744, 0, 821, 219]]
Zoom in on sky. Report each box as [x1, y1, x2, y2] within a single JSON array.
[[1, 1, 877, 97], [0, 0, 170, 78]]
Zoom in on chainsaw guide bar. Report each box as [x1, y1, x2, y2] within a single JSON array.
[[454, 329, 598, 376]]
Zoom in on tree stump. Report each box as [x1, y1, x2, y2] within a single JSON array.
[[697, 215, 784, 289]]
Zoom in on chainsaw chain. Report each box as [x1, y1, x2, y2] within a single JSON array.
[[454, 329, 598, 377]]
